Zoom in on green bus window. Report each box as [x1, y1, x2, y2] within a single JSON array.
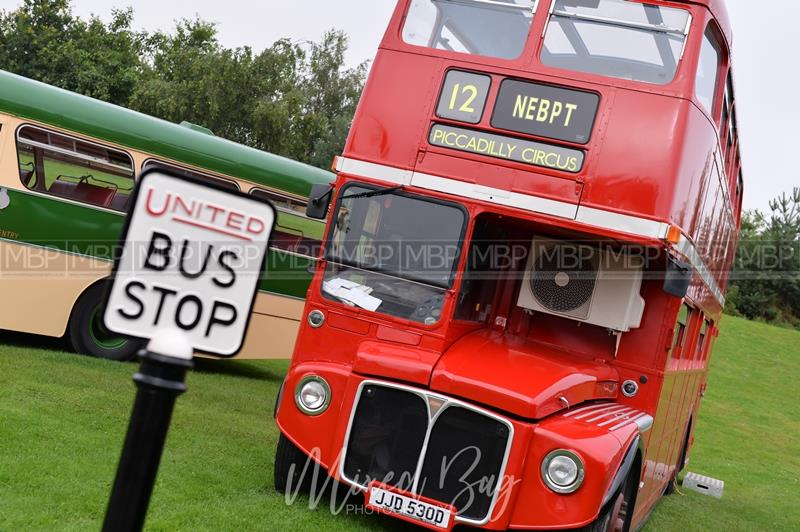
[[16, 125, 134, 211], [141, 159, 239, 191], [250, 188, 324, 257]]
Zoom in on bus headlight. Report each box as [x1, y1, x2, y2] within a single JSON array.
[[541, 450, 585, 494], [295, 376, 331, 416]]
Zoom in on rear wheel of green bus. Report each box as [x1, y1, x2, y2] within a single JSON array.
[[69, 283, 143, 361]]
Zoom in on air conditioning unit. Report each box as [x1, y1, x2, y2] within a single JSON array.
[[517, 238, 645, 332]]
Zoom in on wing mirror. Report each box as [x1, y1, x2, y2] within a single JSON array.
[[306, 184, 334, 220]]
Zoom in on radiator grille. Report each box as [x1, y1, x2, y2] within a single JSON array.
[[342, 385, 428, 490], [341, 382, 512, 524], [417, 407, 510, 520]]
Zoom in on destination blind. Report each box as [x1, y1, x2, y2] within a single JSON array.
[[492, 79, 600, 144], [429, 124, 585, 173]]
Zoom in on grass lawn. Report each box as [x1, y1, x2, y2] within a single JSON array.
[[1, 315, 798, 531]]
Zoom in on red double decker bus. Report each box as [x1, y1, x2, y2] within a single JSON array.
[[274, 1, 743, 530]]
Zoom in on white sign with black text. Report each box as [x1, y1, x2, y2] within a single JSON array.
[[104, 170, 275, 357]]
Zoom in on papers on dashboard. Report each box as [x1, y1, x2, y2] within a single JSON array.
[[323, 278, 383, 312]]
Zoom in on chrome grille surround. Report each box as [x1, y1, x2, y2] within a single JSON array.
[[339, 380, 515, 527]]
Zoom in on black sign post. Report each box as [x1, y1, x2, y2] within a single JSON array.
[[99, 169, 275, 531], [102, 342, 193, 532]]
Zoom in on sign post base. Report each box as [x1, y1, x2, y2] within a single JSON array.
[[102, 333, 193, 532]]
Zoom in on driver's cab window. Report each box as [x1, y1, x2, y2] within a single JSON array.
[[402, 0, 537, 60], [16, 125, 134, 211]]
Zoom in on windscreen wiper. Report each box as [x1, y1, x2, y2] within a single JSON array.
[[341, 185, 404, 200]]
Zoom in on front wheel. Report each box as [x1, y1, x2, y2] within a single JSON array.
[[68, 283, 143, 361], [274, 433, 320, 494], [579, 473, 635, 532]]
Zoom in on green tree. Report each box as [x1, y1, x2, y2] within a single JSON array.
[[728, 188, 800, 327], [0, 0, 148, 105], [129, 24, 366, 167], [0, 1, 367, 171]]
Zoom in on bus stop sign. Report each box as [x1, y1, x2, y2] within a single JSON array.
[[104, 169, 275, 357]]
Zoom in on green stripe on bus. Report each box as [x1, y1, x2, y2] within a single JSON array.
[[0, 188, 313, 298]]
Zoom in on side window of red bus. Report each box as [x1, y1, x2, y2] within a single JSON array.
[[250, 188, 324, 258], [671, 303, 693, 358], [696, 319, 711, 361], [695, 26, 724, 119], [142, 159, 239, 191], [16, 125, 134, 211], [735, 172, 744, 222]]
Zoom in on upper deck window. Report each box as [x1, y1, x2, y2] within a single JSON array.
[[696, 26, 722, 115], [541, 0, 691, 85], [402, 0, 537, 60]]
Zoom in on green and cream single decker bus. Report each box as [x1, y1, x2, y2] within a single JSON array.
[[0, 70, 333, 361]]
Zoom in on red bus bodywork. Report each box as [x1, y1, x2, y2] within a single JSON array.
[[276, 0, 743, 529]]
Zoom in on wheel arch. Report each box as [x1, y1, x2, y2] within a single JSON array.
[[601, 434, 644, 509]]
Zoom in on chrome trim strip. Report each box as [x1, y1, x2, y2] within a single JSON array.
[[334, 157, 726, 307], [608, 412, 646, 432], [634, 414, 654, 433], [335, 157, 413, 186], [412, 171, 579, 219], [563, 402, 614, 417], [585, 406, 633, 423], [338, 379, 515, 527], [572, 404, 622, 420], [596, 408, 638, 427], [575, 206, 670, 240]]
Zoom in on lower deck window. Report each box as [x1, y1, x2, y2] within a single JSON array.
[[16, 125, 134, 211]]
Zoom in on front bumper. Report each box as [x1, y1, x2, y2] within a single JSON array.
[[276, 363, 631, 530]]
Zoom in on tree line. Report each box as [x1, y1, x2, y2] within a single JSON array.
[[1, 1, 797, 328], [727, 189, 800, 329], [0, 0, 366, 169]]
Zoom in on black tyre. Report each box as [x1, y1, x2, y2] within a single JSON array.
[[580, 469, 636, 532], [68, 283, 143, 361], [274, 433, 315, 493]]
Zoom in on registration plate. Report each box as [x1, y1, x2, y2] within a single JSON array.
[[366, 483, 455, 531]]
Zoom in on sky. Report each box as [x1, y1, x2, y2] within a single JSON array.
[[1, 0, 796, 212]]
